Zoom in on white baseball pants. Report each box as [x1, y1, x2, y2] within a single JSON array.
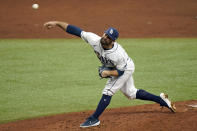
[[102, 70, 138, 99]]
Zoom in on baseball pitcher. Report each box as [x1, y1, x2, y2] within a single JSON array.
[[44, 21, 176, 128]]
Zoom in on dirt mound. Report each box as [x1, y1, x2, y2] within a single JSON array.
[[0, 0, 197, 38], [0, 100, 197, 131]]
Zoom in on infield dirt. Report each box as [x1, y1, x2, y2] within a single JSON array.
[[0, 0, 197, 38], [0, 0, 197, 131], [0, 100, 197, 131]]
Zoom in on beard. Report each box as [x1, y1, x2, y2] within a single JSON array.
[[100, 37, 111, 46]]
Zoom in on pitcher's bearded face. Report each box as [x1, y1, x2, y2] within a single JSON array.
[[100, 33, 113, 46]]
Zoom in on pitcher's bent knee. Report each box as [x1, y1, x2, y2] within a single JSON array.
[[122, 89, 138, 100]]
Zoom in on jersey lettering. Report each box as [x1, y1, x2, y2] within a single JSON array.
[[94, 51, 115, 66]]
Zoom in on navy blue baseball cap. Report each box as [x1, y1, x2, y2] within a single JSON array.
[[104, 27, 119, 41]]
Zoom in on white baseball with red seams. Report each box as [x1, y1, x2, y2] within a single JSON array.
[[32, 4, 39, 9]]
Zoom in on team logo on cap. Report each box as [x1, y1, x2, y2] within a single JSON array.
[[110, 29, 113, 34]]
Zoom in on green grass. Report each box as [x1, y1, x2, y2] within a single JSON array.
[[0, 38, 197, 123]]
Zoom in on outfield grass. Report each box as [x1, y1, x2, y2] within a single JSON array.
[[0, 38, 196, 123]]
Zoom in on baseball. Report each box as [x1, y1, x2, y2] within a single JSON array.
[[32, 4, 39, 9]]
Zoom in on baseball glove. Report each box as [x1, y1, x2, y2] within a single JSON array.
[[98, 66, 116, 78]]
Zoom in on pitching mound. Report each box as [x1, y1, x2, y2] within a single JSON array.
[[0, 100, 196, 131]]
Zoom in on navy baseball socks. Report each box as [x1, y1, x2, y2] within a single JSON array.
[[136, 89, 176, 112], [80, 94, 112, 128]]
